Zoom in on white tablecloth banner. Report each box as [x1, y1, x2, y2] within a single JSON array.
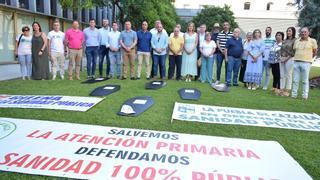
[[0, 95, 103, 111], [172, 102, 320, 132], [0, 117, 312, 180]]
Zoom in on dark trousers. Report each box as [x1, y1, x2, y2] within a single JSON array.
[[150, 51, 165, 78], [271, 63, 281, 89], [168, 55, 182, 80], [98, 45, 110, 77], [239, 59, 247, 83], [195, 50, 201, 80], [85, 46, 98, 77], [216, 52, 228, 81]]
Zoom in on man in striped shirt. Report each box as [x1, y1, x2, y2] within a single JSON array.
[[216, 21, 233, 84], [262, 27, 276, 90]]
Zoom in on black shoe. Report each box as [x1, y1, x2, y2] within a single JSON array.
[[233, 84, 239, 87], [146, 77, 150, 80], [117, 76, 121, 79], [137, 77, 141, 80], [121, 77, 127, 80], [130, 77, 136, 80]]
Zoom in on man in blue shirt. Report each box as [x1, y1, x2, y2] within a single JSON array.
[[151, 24, 168, 80], [84, 18, 101, 79], [98, 19, 111, 79], [225, 28, 243, 87], [136, 21, 152, 80], [120, 20, 137, 80]]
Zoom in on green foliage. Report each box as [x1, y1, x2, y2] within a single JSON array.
[[120, 0, 178, 32], [296, 0, 320, 54], [191, 5, 238, 32], [59, 0, 107, 9]]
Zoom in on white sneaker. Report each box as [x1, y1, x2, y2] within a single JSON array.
[[22, 76, 25, 80], [262, 87, 267, 90], [61, 75, 64, 80], [52, 75, 56, 80], [215, 80, 220, 85]]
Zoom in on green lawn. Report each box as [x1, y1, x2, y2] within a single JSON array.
[[0, 65, 320, 180]]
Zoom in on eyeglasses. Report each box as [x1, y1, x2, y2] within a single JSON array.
[[23, 29, 30, 32]]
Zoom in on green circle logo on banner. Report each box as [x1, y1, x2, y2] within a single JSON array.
[[0, 120, 16, 140]]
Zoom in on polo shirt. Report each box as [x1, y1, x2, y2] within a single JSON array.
[[99, 26, 111, 47], [217, 31, 233, 51], [169, 36, 184, 55], [83, 27, 101, 47], [120, 29, 137, 48], [263, 36, 276, 61], [294, 37, 318, 62], [137, 30, 152, 52], [226, 36, 243, 58], [65, 28, 84, 49]]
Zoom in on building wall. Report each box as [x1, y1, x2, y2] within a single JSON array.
[[0, 0, 114, 64]]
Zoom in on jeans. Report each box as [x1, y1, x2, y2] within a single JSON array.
[[262, 61, 270, 88], [280, 58, 294, 90], [109, 50, 121, 78], [292, 61, 311, 98], [18, 54, 32, 77], [153, 54, 166, 78], [226, 56, 241, 86], [85, 46, 98, 77], [200, 55, 214, 83], [98, 45, 110, 77], [216, 52, 227, 81], [168, 55, 182, 80], [270, 63, 280, 89]]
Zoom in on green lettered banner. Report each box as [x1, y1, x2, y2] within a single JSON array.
[[172, 102, 320, 132]]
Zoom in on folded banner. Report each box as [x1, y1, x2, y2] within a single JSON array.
[[0, 95, 103, 112], [172, 102, 320, 132], [0, 117, 312, 179]]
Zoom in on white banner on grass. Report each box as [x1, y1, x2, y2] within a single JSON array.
[[0, 117, 312, 180], [172, 102, 320, 132], [0, 95, 103, 112]]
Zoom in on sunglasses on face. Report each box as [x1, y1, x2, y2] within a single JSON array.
[[23, 29, 30, 32]]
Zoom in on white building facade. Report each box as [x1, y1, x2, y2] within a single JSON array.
[[175, 0, 299, 35]]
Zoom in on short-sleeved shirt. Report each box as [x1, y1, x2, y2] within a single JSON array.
[[263, 37, 276, 61], [169, 36, 184, 55], [99, 27, 111, 46], [108, 30, 121, 50], [47, 30, 65, 53], [226, 36, 243, 58], [200, 40, 217, 58], [84, 27, 101, 47], [137, 30, 152, 52], [294, 37, 318, 62], [16, 35, 32, 55], [268, 42, 282, 64], [65, 28, 84, 49], [217, 31, 233, 51], [120, 29, 137, 48]]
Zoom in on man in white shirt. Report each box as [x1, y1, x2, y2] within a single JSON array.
[[98, 19, 111, 78], [170, 24, 184, 37], [47, 20, 66, 80], [108, 22, 122, 79]]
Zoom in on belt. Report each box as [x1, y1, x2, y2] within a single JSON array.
[[69, 48, 82, 50]]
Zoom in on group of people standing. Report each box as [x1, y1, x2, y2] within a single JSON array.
[[15, 18, 317, 100]]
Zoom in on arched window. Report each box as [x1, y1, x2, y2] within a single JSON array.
[[244, 2, 251, 10], [266, 2, 274, 10]]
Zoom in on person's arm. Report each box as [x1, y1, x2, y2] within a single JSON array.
[[312, 39, 318, 58], [177, 38, 184, 55], [63, 31, 69, 49], [151, 34, 157, 53], [39, 33, 47, 56], [15, 36, 19, 56], [192, 34, 198, 53], [168, 38, 175, 55], [47, 39, 51, 57], [119, 33, 126, 49], [163, 34, 169, 51], [129, 32, 137, 50]]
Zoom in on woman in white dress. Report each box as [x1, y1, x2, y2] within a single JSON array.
[[181, 22, 198, 82]]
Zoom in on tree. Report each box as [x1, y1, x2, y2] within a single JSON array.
[[191, 5, 238, 32], [117, 0, 178, 32], [294, 0, 320, 54]]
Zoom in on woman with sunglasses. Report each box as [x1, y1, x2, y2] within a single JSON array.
[[15, 26, 32, 80]]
